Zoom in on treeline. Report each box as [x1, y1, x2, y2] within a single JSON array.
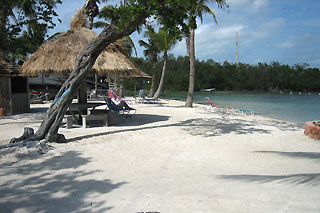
[[131, 55, 320, 92]]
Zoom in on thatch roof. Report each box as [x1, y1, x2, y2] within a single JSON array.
[[0, 58, 21, 77], [120, 70, 152, 79], [21, 27, 142, 77]]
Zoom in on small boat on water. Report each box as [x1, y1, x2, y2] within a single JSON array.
[[200, 88, 216, 92]]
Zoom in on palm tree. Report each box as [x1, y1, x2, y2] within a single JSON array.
[[185, 0, 227, 107], [94, 4, 138, 56], [139, 25, 160, 97], [152, 28, 177, 99], [0, 0, 61, 59], [84, 0, 110, 29], [94, 3, 138, 97]]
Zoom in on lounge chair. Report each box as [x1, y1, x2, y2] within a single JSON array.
[[235, 109, 255, 116], [206, 97, 254, 116], [206, 97, 233, 113], [104, 97, 136, 115], [138, 93, 160, 104], [108, 90, 134, 104]]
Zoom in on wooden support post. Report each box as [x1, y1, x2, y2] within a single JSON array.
[[66, 115, 73, 129], [78, 79, 87, 116]]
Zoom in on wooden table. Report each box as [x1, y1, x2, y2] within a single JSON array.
[[67, 102, 106, 125]]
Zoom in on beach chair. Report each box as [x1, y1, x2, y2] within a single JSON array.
[[138, 93, 160, 104], [206, 97, 254, 116], [104, 97, 136, 115], [238, 109, 255, 116], [107, 90, 119, 103], [108, 90, 134, 104], [206, 97, 233, 113]]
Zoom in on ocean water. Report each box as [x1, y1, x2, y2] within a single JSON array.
[[164, 91, 320, 124]]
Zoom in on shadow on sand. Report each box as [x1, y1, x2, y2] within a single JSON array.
[[0, 151, 127, 212], [219, 173, 320, 186], [67, 114, 300, 142], [255, 151, 320, 162], [220, 151, 320, 186]]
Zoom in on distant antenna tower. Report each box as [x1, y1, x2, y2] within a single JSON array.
[[235, 32, 239, 66]]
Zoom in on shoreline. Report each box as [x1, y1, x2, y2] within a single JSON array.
[[165, 91, 319, 125], [0, 99, 319, 212]]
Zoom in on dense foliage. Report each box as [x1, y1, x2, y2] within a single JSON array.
[[0, 0, 62, 63], [132, 56, 320, 92]]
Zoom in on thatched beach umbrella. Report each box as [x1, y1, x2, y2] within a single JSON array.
[[21, 7, 143, 78], [120, 70, 152, 79], [21, 27, 142, 77], [21, 8, 149, 104]]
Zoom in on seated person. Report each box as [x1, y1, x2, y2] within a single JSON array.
[[105, 97, 135, 111], [138, 88, 144, 97]]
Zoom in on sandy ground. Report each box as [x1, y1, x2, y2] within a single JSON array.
[[0, 99, 319, 213]]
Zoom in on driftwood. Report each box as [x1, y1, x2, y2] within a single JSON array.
[[11, 17, 145, 144]]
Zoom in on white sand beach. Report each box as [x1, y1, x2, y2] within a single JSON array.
[[0, 99, 319, 212]]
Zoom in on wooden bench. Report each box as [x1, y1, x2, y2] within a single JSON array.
[[82, 113, 108, 128], [65, 111, 109, 129]]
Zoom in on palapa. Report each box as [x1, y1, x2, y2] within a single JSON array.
[[0, 58, 20, 76], [21, 27, 143, 77], [21, 7, 150, 79], [120, 70, 152, 79]]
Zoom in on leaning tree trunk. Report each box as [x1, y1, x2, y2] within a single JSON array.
[[148, 59, 157, 97], [185, 28, 195, 107], [153, 51, 167, 99], [11, 22, 143, 143]]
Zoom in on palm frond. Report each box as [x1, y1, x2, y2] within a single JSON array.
[[98, 5, 117, 22], [123, 36, 138, 57], [202, 5, 218, 24], [70, 7, 87, 29], [93, 21, 109, 29], [138, 40, 150, 48]]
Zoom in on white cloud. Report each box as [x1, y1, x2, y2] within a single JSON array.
[[192, 24, 245, 58], [260, 17, 286, 30], [196, 24, 245, 41], [228, 0, 269, 11], [253, 0, 269, 9], [278, 41, 295, 48], [176, 16, 285, 59]]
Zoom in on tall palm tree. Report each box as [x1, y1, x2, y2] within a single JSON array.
[[94, 4, 138, 56], [185, 0, 227, 107], [84, 0, 110, 29], [0, 0, 61, 58], [152, 28, 177, 99], [139, 25, 160, 97], [94, 3, 138, 97]]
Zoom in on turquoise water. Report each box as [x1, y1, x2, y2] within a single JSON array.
[[164, 91, 320, 124]]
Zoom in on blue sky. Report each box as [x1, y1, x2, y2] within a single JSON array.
[[48, 0, 320, 68]]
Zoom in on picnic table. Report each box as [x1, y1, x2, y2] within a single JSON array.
[[66, 102, 107, 127]]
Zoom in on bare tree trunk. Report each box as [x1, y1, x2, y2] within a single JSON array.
[[185, 28, 195, 107], [153, 51, 167, 99], [148, 62, 156, 97], [94, 74, 98, 98], [11, 22, 142, 143], [119, 78, 124, 97], [88, 16, 94, 30]]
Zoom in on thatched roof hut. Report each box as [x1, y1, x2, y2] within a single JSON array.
[[0, 58, 20, 76], [21, 27, 144, 77], [0, 58, 29, 115], [120, 70, 152, 79]]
